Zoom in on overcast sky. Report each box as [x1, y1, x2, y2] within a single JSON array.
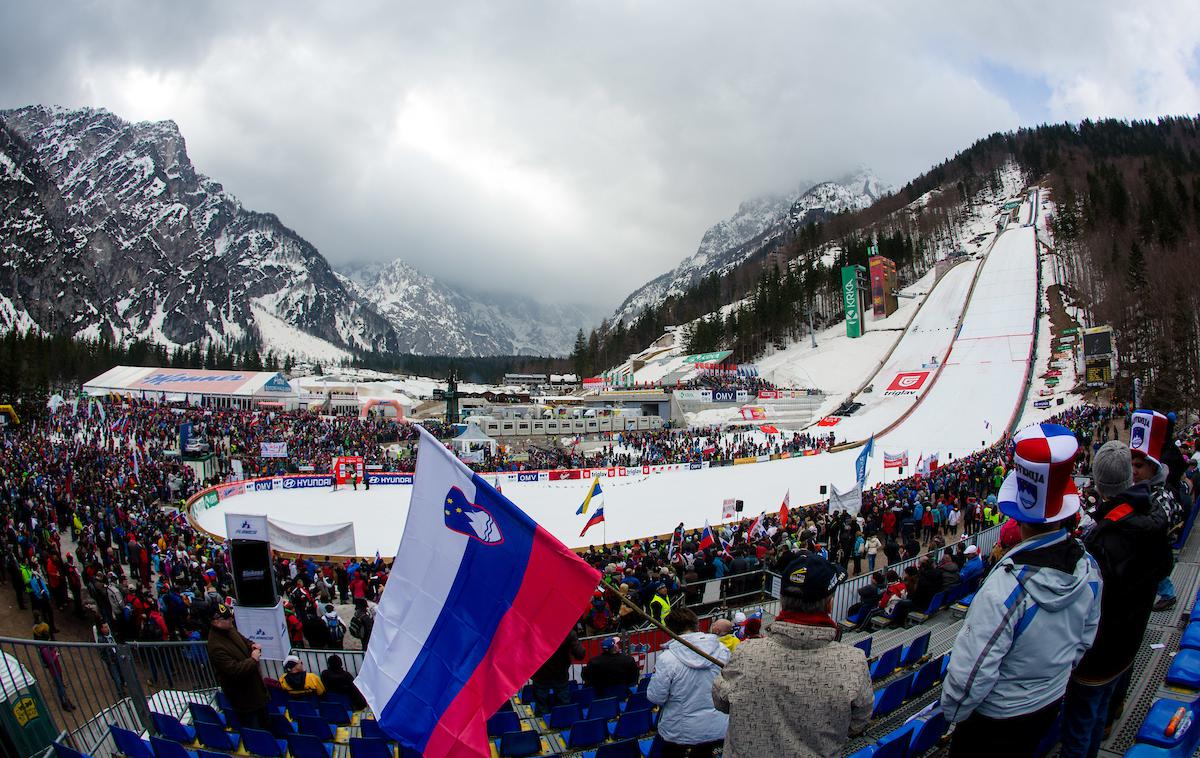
[[2, 1, 1198, 315]]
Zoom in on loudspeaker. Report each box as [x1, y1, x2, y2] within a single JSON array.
[[819, 485, 828, 495], [230, 539, 278, 607], [1057, 397, 1065, 405], [735, 499, 744, 513]]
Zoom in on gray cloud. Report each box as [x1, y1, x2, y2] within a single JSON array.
[[2, 0, 1198, 313]]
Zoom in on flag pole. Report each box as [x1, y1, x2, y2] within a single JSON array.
[[601, 579, 726, 668]]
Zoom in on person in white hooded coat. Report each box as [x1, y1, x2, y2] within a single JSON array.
[[646, 605, 730, 757]]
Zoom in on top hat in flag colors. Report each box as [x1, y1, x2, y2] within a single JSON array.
[[997, 423, 1081, 524], [1129, 409, 1169, 467]]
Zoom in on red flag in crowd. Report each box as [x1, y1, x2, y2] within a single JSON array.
[[779, 489, 790, 528]]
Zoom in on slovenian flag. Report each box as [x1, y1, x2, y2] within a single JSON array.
[[698, 522, 716, 550], [580, 507, 606, 538], [355, 426, 600, 757], [576, 478, 603, 515]]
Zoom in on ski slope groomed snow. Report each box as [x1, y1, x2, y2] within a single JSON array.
[[195, 207, 1041, 555]]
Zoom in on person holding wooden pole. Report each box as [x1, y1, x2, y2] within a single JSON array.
[[646, 605, 731, 757]]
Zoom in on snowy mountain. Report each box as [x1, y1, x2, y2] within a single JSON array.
[[339, 260, 591, 356], [0, 105, 588, 359], [613, 168, 890, 324]]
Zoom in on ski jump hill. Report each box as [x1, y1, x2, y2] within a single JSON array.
[[192, 190, 1047, 554]]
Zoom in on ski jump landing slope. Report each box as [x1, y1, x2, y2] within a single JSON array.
[[195, 215, 1040, 554]]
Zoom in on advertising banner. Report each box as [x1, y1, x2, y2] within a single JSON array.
[[739, 406, 767, 420], [842, 265, 865, 338], [883, 371, 931, 396], [260, 442, 288, 458], [333, 456, 364, 485], [232, 602, 290, 661], [883, 450, 908, 469], [713, 390, 737, 403], [721, 499, 738, 520], [225, 513, 270, 542], [817, 417, 841, 426]]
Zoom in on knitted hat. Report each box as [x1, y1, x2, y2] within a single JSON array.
[[1130, 410, 1168, 467], [1092, 441, 1134, 499], [997, 423, 1080, 523]]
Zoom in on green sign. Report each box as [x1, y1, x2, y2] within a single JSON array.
[[201, 491, 219, 509], [682, 351, 733, 364], [1061, 327, 1078, 336], [842, 266, 863, 339]]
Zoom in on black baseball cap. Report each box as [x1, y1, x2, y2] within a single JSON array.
[[781, 555, 845, 602], [213, 603, 234, 619]]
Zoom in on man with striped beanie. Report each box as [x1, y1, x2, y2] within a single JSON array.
[[941, 423, 1102, 756]]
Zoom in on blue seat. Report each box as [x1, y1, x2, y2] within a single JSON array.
[[872, 673, 913, 719], [853, 637, 872, 658], [321, 692, 353, 710], [296, 715, 337, 742], [588, 697, 620, 721], [900, 632, 930, 668], [110, 725, 155, 758], [359, 719, 388, 742], [498, 730, 541, 757], [240, 728, 288, 758], [611, 708, 653, 740], [193, 722, 239, 753], [518, 684, 536, 704], [488, 710, 522, 737], [547, 702, 583, 730], [571, 687, 596, 709], [920, 591, 946, 615], [908, 711, 948, 755], [214, 692, 232, 711], [286, 733, 334, 758], [319, 701, 352, 726], [591, 739, 642, 758], [636, 676, 651, 692], [1135, 698, 1198, 750], [873, 721, 917, 758], [268, 688, 290, 710], [940, 653, 951, 678], [195, 750, 225, 758], [53, 743, 93, 758], [348, 738, 394, 758], [1166, 649, 1200, 690], [187, 702, 225, 728], [641, 735, 661, 758], [567, 718, 609, 749], [870, 645, 902, 681], [623, 691, 652, 713], [267, 712, 298, 740], [288, 699, 320, 719], [218, 709, 241, 731], [1180, 624, 1200, 651], [151, 713, 196, 745], [497, 698, 515, 713], [149, 737, 197, 758], [910, 657, 943, 698], [845, 746, 877, 758]]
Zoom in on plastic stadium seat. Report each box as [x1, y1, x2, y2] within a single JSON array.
[[845, 746, 877, 758], [109, 725, 155, 758], [870, 645, 902, 681], [319, 701, 352, 726], [349, 737, 394, 758], [909, 591, 946, 623], [296, 715, 337, 742], [214, 692, 232, 711], [872, 673, 913, 719], [567, 718, 609, 749], [908, 711, 948, 755], [150, 737, 198, 758], [900, 632, 931, 668], [1180, 623, 1200, 651], [53, 743, 93, 758], [268, 688, 290, 710], [267, 712, 298, 740], [497, 698, 515, 713], [547, 702, 584, 730], [151, 713, 196, 745], [286, 733, 334, 758], [498, 730, 541, 758], [321, 692, 353, 710], [359, 719, 388, 742], [187, 703, 225, 727], [1166, 649, 1200, 690], [611, 708, 653, 740], [636, 676, 651, 692], [488, 710, 522, 737], [193, 722, 240, 753], [195, 750, 226, 758], [519, 684, 536, 704], [1135, 698, 1199, 750], [218, 708, 241, 731], [910, 656, 943, 698], [288, 699, 320, 719], [853, 637, 872, 658], [940, 653, 951, 678], [623, 691, 652, 713], [571, 687, 596, 709], [591, 739, 642, 758], [239, 728, 288, 758], [872, 721, 918, 758], [588, 697, 621, 721]]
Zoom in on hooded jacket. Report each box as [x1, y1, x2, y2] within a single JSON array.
[[941, 529, 1102, 722], [646, 632, 730, 744], [712, 619, 872, 758]]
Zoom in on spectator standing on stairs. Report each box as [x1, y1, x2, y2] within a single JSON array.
[[941, 423, 1102, 757]]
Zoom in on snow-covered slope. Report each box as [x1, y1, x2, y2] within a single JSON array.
[[339, 260, 590, 356], [612, 168, 890, 324]]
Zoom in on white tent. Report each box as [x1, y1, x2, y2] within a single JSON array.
[[451, 423, 498, 456]]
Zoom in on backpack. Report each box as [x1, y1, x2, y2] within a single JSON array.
[[141, 614, 162, 641], [326, 615, 345, 642]]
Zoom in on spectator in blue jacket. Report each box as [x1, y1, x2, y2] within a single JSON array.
[[958, 545, 984, 584]]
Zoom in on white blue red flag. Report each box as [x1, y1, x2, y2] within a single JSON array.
[[697, 522, 716, 550], [355, 426, 600, 756]]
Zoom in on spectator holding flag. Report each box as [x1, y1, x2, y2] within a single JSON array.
[[648, 606, 730, 757]]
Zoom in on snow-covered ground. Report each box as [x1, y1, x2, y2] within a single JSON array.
[[198, 200, 1048, 553]]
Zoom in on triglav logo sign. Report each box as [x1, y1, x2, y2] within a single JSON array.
[[883, 371, 931, 396]]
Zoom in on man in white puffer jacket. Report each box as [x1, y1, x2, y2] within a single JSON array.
[[941, 423, 1103, 756], [647, 605, 730, 757]]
